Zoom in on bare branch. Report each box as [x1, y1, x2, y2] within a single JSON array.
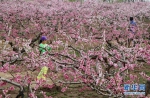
[[104, 49, 127, 63], [68, 45, 81, 54], [0, 77, 23, 91], [57, 80, 83, 84]]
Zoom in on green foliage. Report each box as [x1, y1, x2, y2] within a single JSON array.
[[117, 0, 124, 2], [69, 0, 76, 2], [75, 51, 80, 57], [37, 93, 44, 98], [145, 71, 150, 76], [139, 77, 145, 83], [60, 96, 68, 98]]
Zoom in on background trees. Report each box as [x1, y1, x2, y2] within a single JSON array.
[[0, 0, 150, 97]]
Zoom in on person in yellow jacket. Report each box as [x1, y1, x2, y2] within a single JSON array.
[[37, 36, 51, 80]]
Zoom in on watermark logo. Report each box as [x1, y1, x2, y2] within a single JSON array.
[[124, 84, 145, 95]]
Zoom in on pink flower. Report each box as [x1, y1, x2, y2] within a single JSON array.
[[34, 84, 39, 90], [27, 78, 32, 84], [127, 64, 136, 70], [115, 87, 124, 93], [14, 75, 22, 83], [47, 84, 54, 89], [2, 90, 8, 95], [61, 87, 68, 92], [9, 86, 15, 91], [0, 81, 7, 86], [64, 73, 69, 80], [114, 64, 118, 68], [74, 77, 78, 82], [29, 92, 37, 98]]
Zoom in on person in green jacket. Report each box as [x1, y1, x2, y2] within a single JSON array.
[[37, 36, 51, 80], [39, 36, 51, 54]]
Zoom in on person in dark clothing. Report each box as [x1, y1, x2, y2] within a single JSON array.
[[128, 17, 137, 47], [129, 17, 137, 34]]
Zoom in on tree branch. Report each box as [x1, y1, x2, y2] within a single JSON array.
[[0, 77, 23, 91]]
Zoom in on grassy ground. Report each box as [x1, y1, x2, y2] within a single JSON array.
[[36, 85, 104, 98], [0, 84, 104, 98], [0, 64, 149, 98]]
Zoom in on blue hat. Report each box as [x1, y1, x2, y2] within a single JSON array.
[[40, 36, 47, 41]]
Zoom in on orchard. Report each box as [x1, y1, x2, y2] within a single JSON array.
[[0, 0, 150, 98]]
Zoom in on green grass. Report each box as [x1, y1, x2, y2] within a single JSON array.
[[145, 71, 150, 76], [69, 84, 82, 88], [69, 0, 77, 2], [60, 96, 68, 98], [68, 95, 74, 97], [75, 51, 81, 57], [143, 17, 150, 23], [139, 77, 145, 83], [46, 92, 52, 96], [37, 93, 44, 98], [116, 0, 124, 2], [46, 91, 59, 97], [63, 93, 68, 96], [78, 92, 84, 96]]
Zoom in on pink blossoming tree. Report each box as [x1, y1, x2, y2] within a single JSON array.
[[0, 0, 150, 97]]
